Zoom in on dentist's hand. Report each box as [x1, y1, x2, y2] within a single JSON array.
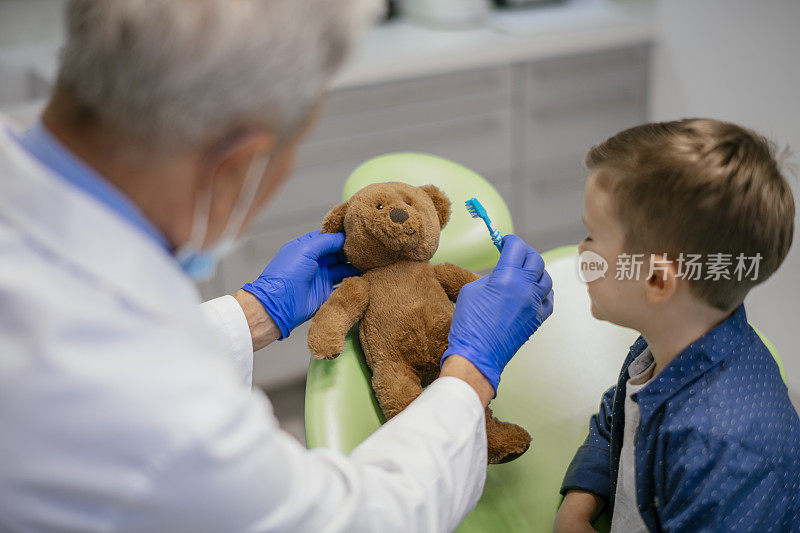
[[441, 235, 554, 394], [241, 231, 359, 340]]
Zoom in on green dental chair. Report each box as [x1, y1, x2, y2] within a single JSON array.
[[304, 152, 788, 532]]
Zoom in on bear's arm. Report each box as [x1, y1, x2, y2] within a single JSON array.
[[307, 276, 370, 360], [433, 263, 481, 302]]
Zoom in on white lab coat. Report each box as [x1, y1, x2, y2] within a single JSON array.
[[0, 121, 488, 533]]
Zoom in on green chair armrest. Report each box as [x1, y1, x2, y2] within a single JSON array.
[[305, 328, 383, 454]]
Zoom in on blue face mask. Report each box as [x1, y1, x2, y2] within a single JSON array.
[[176, 239, 236, 281], [176, 154, 270, 281]]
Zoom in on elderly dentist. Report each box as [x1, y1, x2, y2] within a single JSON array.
[[0, 1, 554, 531]]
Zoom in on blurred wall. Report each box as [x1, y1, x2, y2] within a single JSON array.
[[0, 0, 65, 47], [650, 0, 800, 390]]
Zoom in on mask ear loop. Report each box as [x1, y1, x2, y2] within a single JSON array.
[[216, 152, 271, 245], [176, 151, 269, 259], [175, 175, 214, 258]]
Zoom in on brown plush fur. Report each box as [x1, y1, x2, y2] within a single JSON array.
[[308, 182, 531, 464]]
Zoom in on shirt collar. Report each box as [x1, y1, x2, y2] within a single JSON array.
[[633, 304, 750, 410], [0, 119, 202, 318], [11, 121, 171, 251]]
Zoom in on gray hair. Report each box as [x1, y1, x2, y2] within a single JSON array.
[[56, 0, 380, 147]]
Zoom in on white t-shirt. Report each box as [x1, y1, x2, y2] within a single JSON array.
[[610, 348, 656, 533]]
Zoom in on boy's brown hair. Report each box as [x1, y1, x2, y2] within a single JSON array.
[[587, 118, 795, 310]]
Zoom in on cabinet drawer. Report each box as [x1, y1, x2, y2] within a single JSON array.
[[524, 185, 584, 237], [324, 66, 512, 117], [528, 45, 648, 98], [297, 110, 513, 171], [254, 110, 514, 230], [524, 44, 648, 163], [251, 67, 516, 233], [526, 153, 588, 189], [528, 65, 646, 123], [310, 90, 511, 142], [524, 98, 646, 164], [523, 155, 587, 235]]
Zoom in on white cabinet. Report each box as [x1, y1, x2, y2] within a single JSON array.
[[200, 43, 651, 389], [524, 46, 648, 164], [249, 66, 516, 236], [520, 45, 649, 250]]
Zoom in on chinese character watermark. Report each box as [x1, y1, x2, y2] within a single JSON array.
[[577, 252, 762, 283], [615, 253, 644, 281]]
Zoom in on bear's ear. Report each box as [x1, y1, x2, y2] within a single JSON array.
[[420, 184, 451, 229], [321, 201, 348, 233]]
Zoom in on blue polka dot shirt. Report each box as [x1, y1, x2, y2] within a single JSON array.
[[561, 304, 800, 532]]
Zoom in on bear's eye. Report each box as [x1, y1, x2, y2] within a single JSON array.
[[405, 201, 412, 206], [376, 203, 383, 210]]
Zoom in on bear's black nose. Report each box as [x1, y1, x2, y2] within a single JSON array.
[[390, 208, 409, 224]]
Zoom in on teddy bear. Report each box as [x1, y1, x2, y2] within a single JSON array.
[[306, 181, 531, 464]]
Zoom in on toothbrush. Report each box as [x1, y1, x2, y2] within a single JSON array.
[[465, 197, 503, 252]]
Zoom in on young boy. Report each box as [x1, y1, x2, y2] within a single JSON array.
[[554, 119, 800, 532]]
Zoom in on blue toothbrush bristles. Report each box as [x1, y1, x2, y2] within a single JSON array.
[[465, 197, 503, 252]]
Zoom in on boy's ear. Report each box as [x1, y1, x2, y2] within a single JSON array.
[[420, 184, 451, 229], [645, 254, 679, 303], [322, 202, 348, 233]]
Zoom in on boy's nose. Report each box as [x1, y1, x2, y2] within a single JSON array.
[[390, 208, 409, 224]]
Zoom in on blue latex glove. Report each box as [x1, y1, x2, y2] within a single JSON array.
[[242, 230, 359, 339], [441, 234, 554, 393]]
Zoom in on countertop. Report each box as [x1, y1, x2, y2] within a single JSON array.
[[333, 0, 655, 89]]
